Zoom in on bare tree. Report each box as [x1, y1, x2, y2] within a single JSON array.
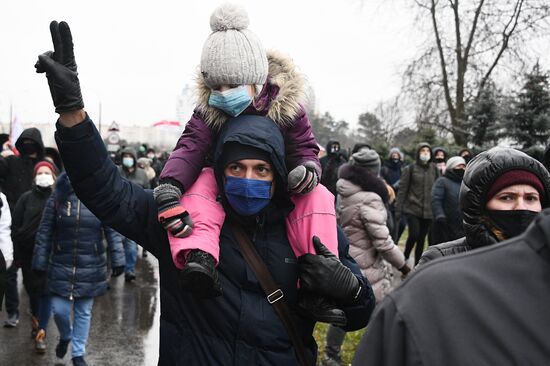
[[404, 0, 550, 145]]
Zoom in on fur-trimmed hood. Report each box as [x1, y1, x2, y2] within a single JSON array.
[[337, 163, 389, 203], [195, 50, 306, 130]]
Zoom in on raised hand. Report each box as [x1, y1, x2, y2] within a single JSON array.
[[35, 21, 84, 114]]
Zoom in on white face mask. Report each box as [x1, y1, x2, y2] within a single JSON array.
[[35, 174, 54, 188], [419, 153, 431, 162]]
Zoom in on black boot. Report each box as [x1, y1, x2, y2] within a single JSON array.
[[298, 292, 347, 327], [179, 250, 222, 298]]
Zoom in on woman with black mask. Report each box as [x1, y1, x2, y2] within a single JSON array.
[[418, 147, 550, 266]]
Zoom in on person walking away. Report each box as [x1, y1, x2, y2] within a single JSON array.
[[430, 156, 466, 245], [118, 147, 149, 282], [418, 147, 550, 266], [32, 173, 125, 366], [322, 149, 410, 366], [0, 127, 45, 327], [395, 143, 439, 265], [11, 161, 56, 346]]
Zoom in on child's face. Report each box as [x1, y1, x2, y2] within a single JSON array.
[[215, 84, 256, 98]]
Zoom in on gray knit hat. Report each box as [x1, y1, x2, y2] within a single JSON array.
[[200, 3, 269, 89], [446, 156, 466, 171], [352, 149, 381, 175]]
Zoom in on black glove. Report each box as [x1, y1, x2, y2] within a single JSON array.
[[35, 21, 84, 113], [298, 236, 361, 304], [111, 266, 124, 278]]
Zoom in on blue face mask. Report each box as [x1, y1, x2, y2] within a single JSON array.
[[122, 157, 134, 168], [224, 176, 272, 216], [208, 86, 252, 117]]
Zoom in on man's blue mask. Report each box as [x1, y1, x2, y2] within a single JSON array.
[[224, 176, 272, 216], [208, 86, 252, 117]]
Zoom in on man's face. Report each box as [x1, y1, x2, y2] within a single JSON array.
[[435, 151, 445, 160], [224, 159, 275, 194], [330, 143, 340, 153]]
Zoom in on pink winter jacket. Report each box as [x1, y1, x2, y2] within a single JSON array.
[[170, 169, 338, 269], [336, 178, 405, 302]]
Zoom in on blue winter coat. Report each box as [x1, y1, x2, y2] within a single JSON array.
[[32, 173, 125, 299], [54, 115, 375, 365]]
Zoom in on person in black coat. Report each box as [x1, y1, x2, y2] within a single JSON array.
[[0, 127, 45, 327], [419, 147, 550, 266], [11, 160, 57, 339], [353, 208, 550, 366], [320, 140, 348, 197], [36, 21, 375, 365], [430, 156, 466, 245]]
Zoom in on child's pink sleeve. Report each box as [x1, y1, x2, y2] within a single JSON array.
[[285, 184, 338, 258], [159, 112, 214, 192], [169, 168, 225, 269]]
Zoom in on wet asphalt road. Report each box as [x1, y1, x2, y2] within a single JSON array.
[[0, 254, 160, 366]]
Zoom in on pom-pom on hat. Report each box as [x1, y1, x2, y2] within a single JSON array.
[[200, 3, 268, 89], [486, 170, 545, 201]]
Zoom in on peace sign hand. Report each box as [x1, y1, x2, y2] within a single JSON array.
[[35, 21, 84, 114]]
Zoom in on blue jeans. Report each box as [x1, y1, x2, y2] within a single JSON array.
[[123, 237, 138, 274], [51, 296, 94, 358]]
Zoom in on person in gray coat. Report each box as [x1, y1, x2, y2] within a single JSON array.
[[430, 156, 466, 245]]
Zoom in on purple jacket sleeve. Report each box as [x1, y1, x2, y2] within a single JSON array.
[[280, 108, 321, 176], [159, 111, 214, 192]]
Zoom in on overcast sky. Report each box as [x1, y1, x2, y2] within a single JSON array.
[[1, 0, 549, 129]]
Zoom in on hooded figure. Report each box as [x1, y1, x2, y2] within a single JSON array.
[[433, 147, 447, 175], [320, 140, 347, 196], [0, 128, 45, 212], [394, 142, 439, 265], [419, 147, 550, 266], [118, 146, 150, 189]]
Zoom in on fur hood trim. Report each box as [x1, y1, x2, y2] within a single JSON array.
[[195, 50, 306, 130]]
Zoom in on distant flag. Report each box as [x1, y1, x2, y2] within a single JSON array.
[[10, 114, 24, 144], [153, 120, 181, 128]]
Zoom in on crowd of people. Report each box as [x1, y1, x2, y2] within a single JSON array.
[[0, 2, 548, 366]]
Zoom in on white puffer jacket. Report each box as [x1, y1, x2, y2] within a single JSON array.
[[337, 178, 405, 302]]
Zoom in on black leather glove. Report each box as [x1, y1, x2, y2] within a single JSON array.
[[111, 266, 124, 278], [35, 21, 84, 113], [298, 236, 361, 304]]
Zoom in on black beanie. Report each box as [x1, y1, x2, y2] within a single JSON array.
[[219, 142, 272, 169]]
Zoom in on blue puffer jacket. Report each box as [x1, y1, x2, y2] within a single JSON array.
[[32, 173, 125, 299], [54, 115, 375, 365]]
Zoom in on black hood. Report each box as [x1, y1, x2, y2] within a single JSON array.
[[460, 147, 550, 248], [433, 147, 447, 160], [325, 140, 341, 156], [213, 115, 290, 220], [15, 127, 45, 158], [54, 172, 74, 203]]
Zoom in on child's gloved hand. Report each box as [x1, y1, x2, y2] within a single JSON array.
[[288, 161, 319, 194], [154, 184, 194, 237]]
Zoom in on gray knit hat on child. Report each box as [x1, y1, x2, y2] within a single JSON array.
[[200, 3, 269, 89], [352, 149, 381, 175]]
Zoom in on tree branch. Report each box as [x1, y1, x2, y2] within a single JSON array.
[[431, 0, 456, 116], [478, 0, 524, 95]]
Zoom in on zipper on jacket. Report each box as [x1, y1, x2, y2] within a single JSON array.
[[69, 200, 81, 301]]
